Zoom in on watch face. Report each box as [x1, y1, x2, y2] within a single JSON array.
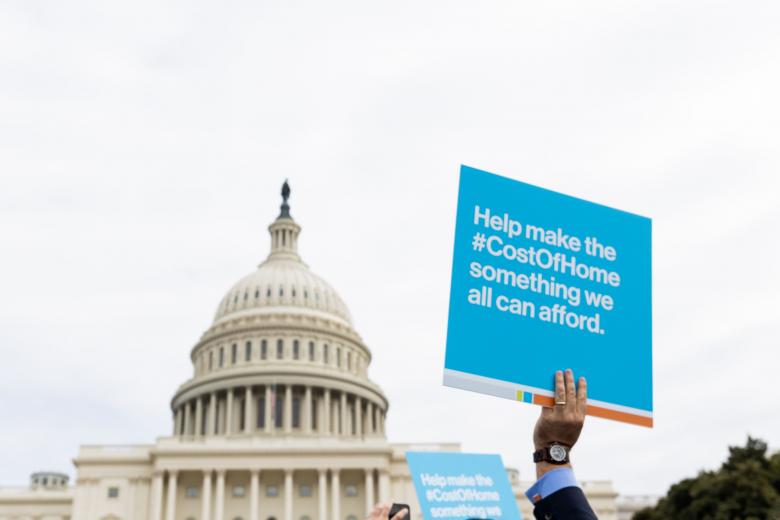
[[549, 444, 567, 462]]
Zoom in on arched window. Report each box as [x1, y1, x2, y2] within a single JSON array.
[[276, 339, 284, 359], [293, 340, 300, 360]]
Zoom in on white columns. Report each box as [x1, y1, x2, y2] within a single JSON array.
[[378, 470, 390, 504], [250, 470, 260, 520], [195, 397, 203, 436], [264, 385, 273, 432], [148, 471, 164, 520], [355, 397, 363, 437], [331, 470, 341, 520], [214, 470, 226, 520], [323, 389, 331, 434], [364, 469, 375, 514], [245, 386, 254, 433], [303, 386, 312, 433], [127, 477, 138, 520], [226, 389, 234, 435], [340, 392, 347, 435], [183, 402, 192, 435], [284, 385, 293, 433], [201, 470, 212, 520], [284, 470, 294, 520], [208, 392, 217, 435], [164, 470, 177, 520], [318, 470, 328, 520]]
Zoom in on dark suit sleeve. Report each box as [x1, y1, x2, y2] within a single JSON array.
[[532, 486, 598, 520]]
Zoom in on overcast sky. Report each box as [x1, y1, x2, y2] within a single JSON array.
[[1, 0, 779, 498]]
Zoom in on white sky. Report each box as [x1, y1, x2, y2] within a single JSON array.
[[1, 0, 779, 498]]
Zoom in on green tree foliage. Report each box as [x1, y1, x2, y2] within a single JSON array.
[[634, 437, 780, 520]]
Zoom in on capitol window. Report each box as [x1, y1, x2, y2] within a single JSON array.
[[232, 343, 238, 364], [245, 341, 252, 361], [219, 347, 225, 367], [233, 485, 246, 497], [266, 485, 279, 497], [209, 351, 213, 370], [276, 339, 284, 359], [257, 398, 266, 428], [323, 344, 329, 364], [107, 486, 119, 498], [292, 397, 301, 428], [261, 340, 267, 360], [309, 341, 315, 361], [275, 395, 283, 428], [186, 486, 198, 498], [336, 348, 341, 367], [255, 289, 259, 298], [299, 484, 312, 497], [293, 340, 299, 360], [347, 352, 351, 371], [345, 485, 358, 497]]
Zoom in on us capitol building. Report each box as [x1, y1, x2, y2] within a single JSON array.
[[0, 184, 626, 520]]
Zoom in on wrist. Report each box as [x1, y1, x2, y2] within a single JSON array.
[[535, 461, 572, 480]]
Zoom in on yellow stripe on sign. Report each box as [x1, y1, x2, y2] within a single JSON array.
[[516, 390, 524, 401]]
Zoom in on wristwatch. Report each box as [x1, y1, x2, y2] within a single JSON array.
[[533, 442, 570, 465]]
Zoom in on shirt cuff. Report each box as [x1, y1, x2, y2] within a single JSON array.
[[525, 468, 578, 505]]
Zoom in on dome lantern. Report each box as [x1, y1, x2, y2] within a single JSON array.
[[265, 180, 302, 263]]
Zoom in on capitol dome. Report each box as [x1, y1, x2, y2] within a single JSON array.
[[213, 241, 353, 327], [170, 181, 388, 441]]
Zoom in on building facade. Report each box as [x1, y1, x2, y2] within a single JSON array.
[[0, 185, 622, 520]]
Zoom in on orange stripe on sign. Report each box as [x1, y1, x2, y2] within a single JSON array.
[[532, 394, 654, 428]]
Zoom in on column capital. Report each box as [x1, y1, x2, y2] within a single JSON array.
[[284, 468, 294, 477], [167, 469, 178, 477], [331, 468, 341, 476], [250, 468, 260, 477], [203, 469, 214, 477], [215, 469, 227, 477]]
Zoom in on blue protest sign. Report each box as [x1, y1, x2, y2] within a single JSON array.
[[406, 451, 522, 520], [444, 165, 653, 427]]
